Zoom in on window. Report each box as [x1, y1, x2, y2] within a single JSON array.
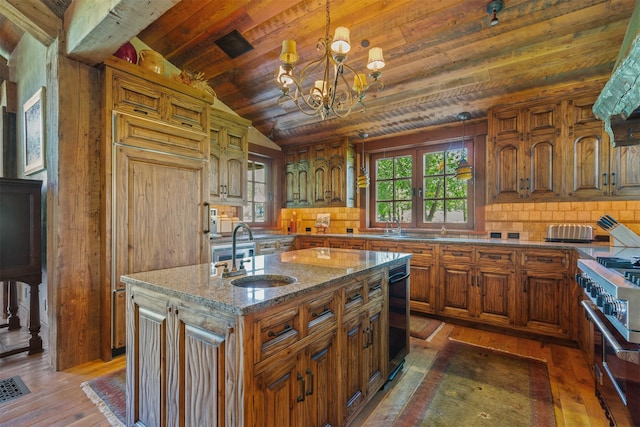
[[370, 141, 474, 230], [244, 158, 269, 224]]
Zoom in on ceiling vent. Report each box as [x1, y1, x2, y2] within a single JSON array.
[[215, 30, 254, 59]]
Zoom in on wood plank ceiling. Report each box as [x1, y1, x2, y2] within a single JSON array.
[[1, 0, 637, 147]]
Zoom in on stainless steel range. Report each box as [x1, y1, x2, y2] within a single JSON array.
[[577, 253, 640, 427]]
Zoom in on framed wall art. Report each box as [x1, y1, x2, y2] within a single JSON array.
[[23, 87, 45, 175]]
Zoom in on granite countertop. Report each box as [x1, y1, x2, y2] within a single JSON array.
[[121, 248, 411, 316]]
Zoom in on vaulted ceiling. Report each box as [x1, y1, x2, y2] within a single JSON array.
[[0, 0, 637, 147]]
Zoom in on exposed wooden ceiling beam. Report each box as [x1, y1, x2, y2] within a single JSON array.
[[64, 0, 181, 65], [0, 0, 60, 46]]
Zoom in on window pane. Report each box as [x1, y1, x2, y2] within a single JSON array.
[[395, 156, 413, 178], [424, 152, 445, 176], [445, 199, 467, 223], [424, 176, 444, 199], [376, 181, 393, 201], [377, 158, 393, 179], [424, 200, 444, 222], [376, 202, 393, 222], [445, 175, 467, 198], [395, 179, 412, 200], [254, 203, 265, 222], [396, 201, 412, 222]]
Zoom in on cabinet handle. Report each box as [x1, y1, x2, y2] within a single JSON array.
[[181, 122, 193, 127], [603, 173, 608, 186], [520, 178, 524, 190], [296, 373, 306, 402], [368, 325, 374, 346], [487, 255, 501, 260], [203, 202, 210, 234], [523, 278, 528, 293], [370, 284, 382, 292], [452, 252, 465, 257], [133, 108, 148, 115], [535, 257, 554, 263], [611, 172, 616, 186], [347, 293, 362, 303], [312, 307, 331, 318], [477, 275, 482, 290], [267, 323, 292, 338], [306, 367, 314, 396], [526, 178, 530, 190]]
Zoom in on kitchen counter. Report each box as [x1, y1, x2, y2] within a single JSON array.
[[121, 247, 411, 315]]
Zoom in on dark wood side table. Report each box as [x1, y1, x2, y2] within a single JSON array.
[[0, 178, 43, 357]]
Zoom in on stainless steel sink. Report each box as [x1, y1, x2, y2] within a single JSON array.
[[231, 274, 297, 288]]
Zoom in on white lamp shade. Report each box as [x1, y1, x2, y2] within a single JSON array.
[[367, 47, 385, 71], [331, 27, 351, 53]]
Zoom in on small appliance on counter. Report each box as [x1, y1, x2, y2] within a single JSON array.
[[545, 224, 594, 243]]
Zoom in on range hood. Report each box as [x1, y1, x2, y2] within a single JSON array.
[[593, 1, 640, 147]]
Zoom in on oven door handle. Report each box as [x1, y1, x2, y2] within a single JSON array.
[[389, 272, 410, 284], [581, 300, 640, 364]]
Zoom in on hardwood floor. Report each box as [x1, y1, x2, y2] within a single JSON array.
[[0, 321, 607, 426]]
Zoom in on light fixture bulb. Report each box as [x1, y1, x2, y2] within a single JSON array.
[[486, 0, 504, 27]]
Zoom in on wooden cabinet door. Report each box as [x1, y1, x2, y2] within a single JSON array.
[[438, 263, 474, 318], [487, 107, 523, 202], [526, 131, 561, 199], [341, 313, 367, 422], [127, 289, 168, 427], [114, 145, 209, 349], [567, 123, 610, 198], [475, 266, 516, 326], [409, 261, 436, 314], [364, 302, 385, 395], [610, 144, 640, 197], [521, 270, 568, 336], [253, 353, 301, 427], [304, 332, 338, 427]]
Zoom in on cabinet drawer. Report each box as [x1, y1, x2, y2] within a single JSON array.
[[476, 248, 516, 265], [112, 73, 163, 120], [521, 250, 569, 271], [255, 307, 300, 363], [276, 237, 295, 252], [398, 242, 435, 261], [343, 279, 365, 314], [298, 237, 326, 249], [167, 92, 208, 132], [114, 113, 208, 159], [365, 271, 384, 301], [367, 240, 399, 252], [440, 245, 474, 263], [305, 291, 338, 336]]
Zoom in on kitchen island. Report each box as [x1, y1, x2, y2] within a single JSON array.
[[122, 247, 411, 427]]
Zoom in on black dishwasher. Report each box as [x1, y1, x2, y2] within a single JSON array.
[[388, 264, 410, 381]]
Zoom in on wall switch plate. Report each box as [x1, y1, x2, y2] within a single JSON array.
[[507, 232, 520, 239], [490, 232, 502, 239], [305, 227, 311, 232], [346, 228, 354, 233]]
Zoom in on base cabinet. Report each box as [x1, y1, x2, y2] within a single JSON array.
[[253, 331, 338, 427], [126, 285, 236, 427]]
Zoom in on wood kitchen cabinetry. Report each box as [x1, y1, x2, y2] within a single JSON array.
[[102, 58, 213, 355], [518, 249, 571, 337], [126, 284, 235, 426], [487, 102, 562, 202], [209, 108, 250, 206], [284, 138, 355, 208], [488, 92, 640, 202], [438, 245, 516, 327], [255, 236, 296, 255], [247, 267, 393, 427], [566, 95, 640, 198]]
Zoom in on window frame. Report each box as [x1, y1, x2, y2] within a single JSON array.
[[368, 139, 476, 231], [243, 153, 277, 228]]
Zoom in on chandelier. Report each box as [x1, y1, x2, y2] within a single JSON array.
[[276, 0, 385, 120]]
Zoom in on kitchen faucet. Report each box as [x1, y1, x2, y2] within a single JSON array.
[[224, 222, 254, 277]]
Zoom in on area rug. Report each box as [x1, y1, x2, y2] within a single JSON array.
[[394, 339, 556, 427], [81, 368, 125, 427], [410, 315, 443, 340]]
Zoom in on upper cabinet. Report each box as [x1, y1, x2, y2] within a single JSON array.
[[209, 108, 251, 206], [284, 138, 355, 208], [487, 92, 640, 203]]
